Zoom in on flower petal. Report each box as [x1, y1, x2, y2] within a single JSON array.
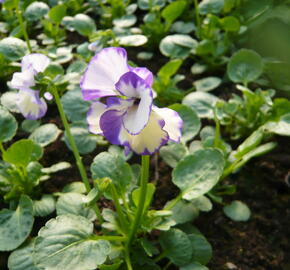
[[10, 68, 35, 89], [153, 106, 183, 143], [130, 67, 153, 86], [22, 53, 50, 73], [115, 72, 153, 134], [100, 109, 168, 155], [87, 102, 107, 134], [80, 47, 130, 100], [17, 90, 47, 120]]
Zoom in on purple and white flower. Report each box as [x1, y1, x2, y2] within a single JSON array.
[[81, 47, 183, 155], [10, 54, 50, 120]]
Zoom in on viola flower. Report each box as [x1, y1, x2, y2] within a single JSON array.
[[10, 54, 50, 120], [81, 47, 183, 155]]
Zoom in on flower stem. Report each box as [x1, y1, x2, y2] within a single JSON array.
[[164, 193, 182, 210], [15, 2, 32, 53], [193, 0, 201, 39], [126, 155, 150, 247]]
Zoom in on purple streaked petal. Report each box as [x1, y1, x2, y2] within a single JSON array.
[[115, 72, 153, 134], [87, 102, 107, 134], [80, 47, 130, 100], [100, 109, 126, 145], [153, 106, 183, 143], [21, 54, 50, 73], [130, 67, 154, 86], [10, 68, 35, 89], [17, 90, 47, 120]]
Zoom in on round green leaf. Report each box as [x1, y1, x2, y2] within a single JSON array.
[[264, 114, 290, 136], [56, 193, 96, 221], [61, 89, 91, 122], [34, 215, 111, 270], [171, 21, 195, 34], [113, 15, 137, 28], [1, 91, 20, 113], [160, 229, 192, 266], [64, 14, 96, 36], [29, 123, 61, 147], [182, 92, 219, 119], [33, 194, 56, 217], [0, 37, 28, 61], [220, 16, 240, 32], [0, 106, 17, 142], [0, 195, 34, 251], [194, 77, 222, 92], [24, 1, 49, 21], [8, 240, 38, 270], [160, 34, 197, 58], [117, 35, 148, 46], [21, 119, 41, 133], [227, 49, 263, 84], [170, 104, 201, 143], [3, 139, 43, 167], [223, 200, 251, 221], [90, 152, 133, 192], [199, 0, 224, 15], [63, 123, 97, 155], [160, 143, 188, 168], [188, 234, 212, 264], [138, 0, 166, 10], [171, 200, 199, 224], [180, 262, 209, 270], [172, 148, 225, 200]]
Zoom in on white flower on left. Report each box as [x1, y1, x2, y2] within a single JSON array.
[[10, 54, 50, 120]]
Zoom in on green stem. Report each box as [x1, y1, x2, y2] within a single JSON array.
[[110, 183, 128, 233], [214, 111, 221, 148], [193, 0, 201, 39], [126, 155, 150, 247], [124, 248, 133, 270], [164, 193, 182, 210], [15, 2, 32, 53], [163, 261, 172, 270], [0, 142, 5, 156], [154, 251, 168, 263], [52, 87, 90, 191]]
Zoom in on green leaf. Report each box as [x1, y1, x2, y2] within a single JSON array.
[[8, 240, 38, 270], [160, 34, 198, 58], [63, 122, 97, 155], [173, 149, 225, 200], [3, 139, 43, 167], [157, 59, 183, 83], [117, 35, 148, 46], [48, 4, 67, 24], [132, 183, 156, 209], [34, 215, 111, 270], [56, 193, 96, 221], [227, 49, 263, 84], [192, 196, 212, 212], [194, 77, 222, 92], [199, 0, 224, 15], [264, 114, 290, 136], [0, 37, 28, 61], [29, 123, 61, 147], [223, 200, 251, 221], [170, 104, 201, 143], [161, 0, 187, 24], [0, 106, 17, 142], [220, 16, 240, 32], [62, 181, 86, 194], [61, 88, 91, 122], [33, 194, 56, 217], [24, 1, 49, 22], [91, 152, 133, 193], [63, 14, 96, 36], [160, 143, 188, 168], [21, 119, 41, 133], [113, 15, 137, 28], [1, 91, 20, 113], [180, 262, 209, 270], [188, 234, 212, 264], [183, 92, 219, 119], [160, 229, 192, 266], [138, 0, 166, 10], [171, 21, 195, 34], [0, 195, 34, 251], [42, 162, 71, 174], [171, 200, 199, 224]]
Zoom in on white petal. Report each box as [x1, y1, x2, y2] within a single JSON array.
[[153, 106, 183, 143], [10, 68, 35, 89], [17, 90, 47, 120], [22, 53, 50, 73], [130, 67, 153, 86], [115, 72, 153, 134], [81, 47, 130, 100], [87, 102, 107, 134]]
